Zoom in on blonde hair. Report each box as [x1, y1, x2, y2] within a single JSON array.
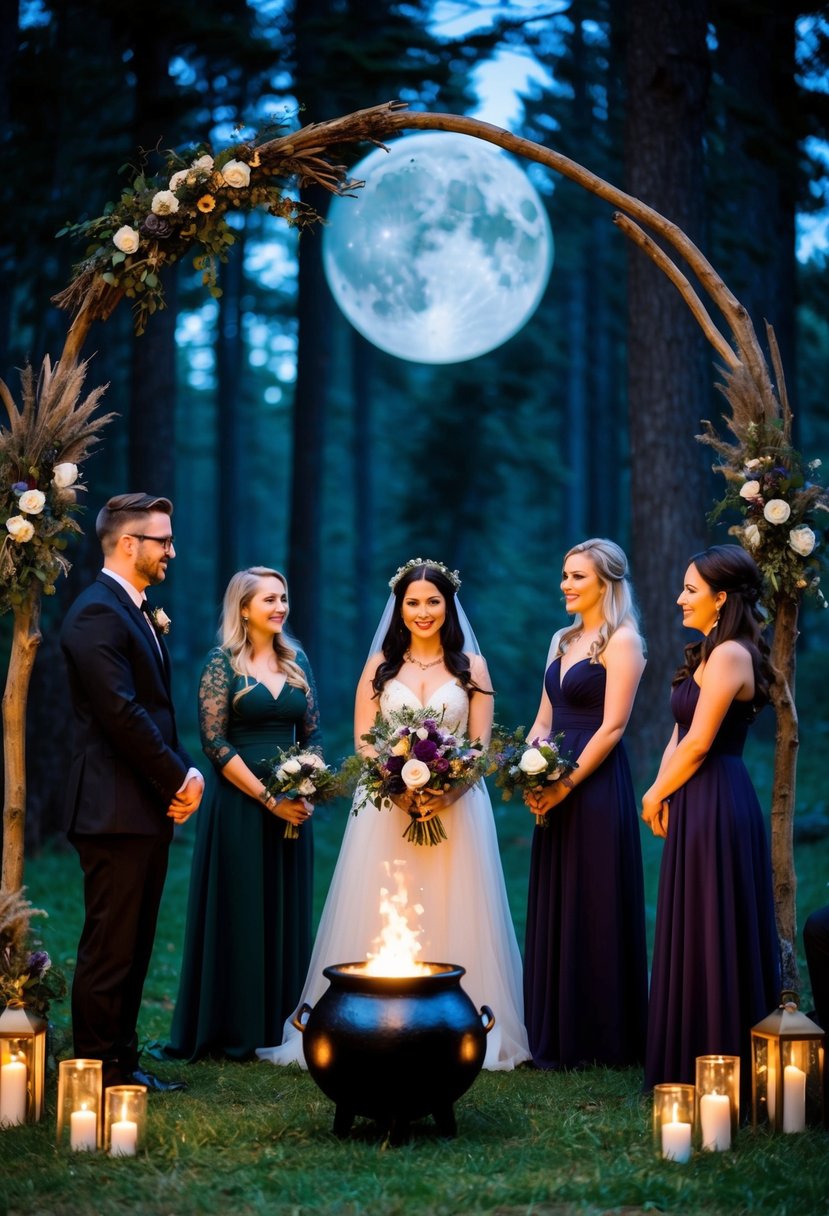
[[557, 538, 642, 662], [220, 566, 308, 702]]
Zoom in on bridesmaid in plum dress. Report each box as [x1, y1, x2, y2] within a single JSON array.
[[523, 538, 648, 1069], [642, 545, 779, 1101]]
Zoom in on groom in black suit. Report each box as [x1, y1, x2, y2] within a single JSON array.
[[61, 492, 204, 1092]]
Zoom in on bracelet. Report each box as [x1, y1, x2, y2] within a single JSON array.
[[559, 775, 575, 790], [258, 788, 275, 809]]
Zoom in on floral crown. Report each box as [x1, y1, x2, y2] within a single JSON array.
[[388, 558, 462, 592]]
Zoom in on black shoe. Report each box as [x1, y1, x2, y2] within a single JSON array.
[[129, 1066, 188, 1093]]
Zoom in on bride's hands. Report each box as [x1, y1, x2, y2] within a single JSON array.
[[269, 796, 313, 827]]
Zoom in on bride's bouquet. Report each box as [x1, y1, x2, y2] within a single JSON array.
[[263, 744, 341, 839], [347, 706, 488, 846], [489, 727, 577, 826]]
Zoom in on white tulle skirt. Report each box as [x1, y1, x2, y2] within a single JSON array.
[[256, 780, 530, 1070]]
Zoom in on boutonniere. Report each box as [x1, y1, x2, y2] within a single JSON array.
[[150, 606, 171, 634]]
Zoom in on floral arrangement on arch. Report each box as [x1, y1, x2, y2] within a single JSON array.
[[699, 354, 828, 611], [0, 359, 113, 615], [56, 130, 319, 335], [705, 419, 828, 607]]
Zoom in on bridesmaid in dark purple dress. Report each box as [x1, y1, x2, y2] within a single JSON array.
[[643, 545, 779, 1102], [523, 539, 648, 1069]]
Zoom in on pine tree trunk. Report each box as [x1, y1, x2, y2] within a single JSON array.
[[768, 595, 800, 995], [2, 594, 42, 892]]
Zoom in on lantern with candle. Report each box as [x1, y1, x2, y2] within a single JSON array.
[[105, 1085, 146, 1157], [0, 1004, 46, 1125], [652, 1083, 695, 1162], [56, 1059, 102, 1151], [751, 997, 825, 1132], [695, 1055, 739, 1151]]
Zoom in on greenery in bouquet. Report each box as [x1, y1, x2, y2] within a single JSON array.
[[489, 726, 577, 827], [346, 706, 488, 846], [56, 123, 320, 336], [0, 890, 67, 1019], [263, 744, 341, 840], [702, 418, 828, 610]]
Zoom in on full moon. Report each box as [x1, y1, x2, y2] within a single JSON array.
[[322, 132, 553, 364]]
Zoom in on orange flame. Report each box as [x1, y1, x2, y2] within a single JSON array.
[[363, 862, 431, 976]]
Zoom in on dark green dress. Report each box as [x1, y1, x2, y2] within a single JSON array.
[[168, 646, 321, 1060]]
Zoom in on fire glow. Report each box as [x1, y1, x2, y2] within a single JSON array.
[[361, 864, 432, 977]]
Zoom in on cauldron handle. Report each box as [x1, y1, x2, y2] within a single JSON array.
[[292, 1002, 313, 1033], [480, 1005, 495, 1033]]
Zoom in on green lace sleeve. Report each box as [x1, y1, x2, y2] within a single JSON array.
[[198, 647, 239, 769], [296, 649, 322, 752]]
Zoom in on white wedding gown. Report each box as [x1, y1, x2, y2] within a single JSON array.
[[257, 677, 530, 1070]]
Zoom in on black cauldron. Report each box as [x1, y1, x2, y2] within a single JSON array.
[[293, 962, 494, 1140]]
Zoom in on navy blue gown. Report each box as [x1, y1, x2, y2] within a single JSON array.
[[644, 676, 779, 1098], [524, 657, 648, 1069]]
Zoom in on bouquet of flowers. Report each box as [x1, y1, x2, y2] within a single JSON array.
[[348, 707, 488, 846], [489, 727, 577, 826], [0, 890, 67, 1018], [263, 744, 340, 839]]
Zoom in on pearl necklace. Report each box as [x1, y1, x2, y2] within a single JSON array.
[[404, 649, 444, 671]]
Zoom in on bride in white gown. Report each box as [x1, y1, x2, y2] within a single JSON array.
[[257, 558, 529, 1070]]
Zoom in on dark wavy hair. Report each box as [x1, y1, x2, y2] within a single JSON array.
[[673, 544, 771, 708], [371, 563, 491, 698]]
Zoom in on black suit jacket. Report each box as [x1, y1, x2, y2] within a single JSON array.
[[60, 572, 194, 837]]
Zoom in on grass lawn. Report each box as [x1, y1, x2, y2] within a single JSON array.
[[3, 746, 829, 1213]]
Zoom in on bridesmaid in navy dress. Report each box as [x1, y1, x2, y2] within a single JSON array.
[[523, 538, 648, 1069], [642, 545, 779, 1100]]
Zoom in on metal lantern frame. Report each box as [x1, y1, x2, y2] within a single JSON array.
[[0, 1004, 47, 1124], [751, 999, 825, 1132]]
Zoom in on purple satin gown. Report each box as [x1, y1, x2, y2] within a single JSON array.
[[524, 657, 648, 1069], [644, 677, 779, 1099]]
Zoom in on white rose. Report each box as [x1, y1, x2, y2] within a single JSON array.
[[169, 169, 189, 191], [52, 462, 78, 488], [192, 154, 214, 172], [744, 459, 762, 470], [297, 778, 316, 797], [743, 523, 761, 550], [151, 190, 180, 215], [739, 480, 761, 499], [401, 758, 431, 790], [789, 525, 816, 557], [416, 727, 430, 740], [18, 489, 46, 515], [764, 498, 791, 525], [221, 159, 251, 188], [518, 747, 548, 776], [6, 515, 34, 543], [279, 758, 302, 776], [302, 753, 326, 769], [113, 225, 139, 254]]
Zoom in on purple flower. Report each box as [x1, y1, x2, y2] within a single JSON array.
[[433, 757, 450, 773], [386, 775, 406, 794], [26, 950, 51, 978], [422, 718, 437, 731], [384, 755, 404, 774], [139, 213, 174, 239], [413, 738, 438, 762], [11, 481, 28, 494]]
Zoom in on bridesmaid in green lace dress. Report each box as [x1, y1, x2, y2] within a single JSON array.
[[168, 566, 322, 1060]]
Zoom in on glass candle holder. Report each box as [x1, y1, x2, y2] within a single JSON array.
[[751, 1000, 825, 1132], [652, 1083, 695, 1163], [695, 1055, 739, 1151], [104, 1085, 147, 1157], [56, 1059, 103, 1151]]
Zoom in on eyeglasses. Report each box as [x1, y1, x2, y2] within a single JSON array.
[[126, 533, 175, 553]]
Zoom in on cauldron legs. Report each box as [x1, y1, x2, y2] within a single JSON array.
[[333, 1106, 354, 1138], [432, 1104, 457, 1138]]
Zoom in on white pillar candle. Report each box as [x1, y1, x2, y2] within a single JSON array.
[[70, 1106, 97, 1151], [700, 1092, 731, 1151], [661, 1118, 692, 1162], [0, 1059, 27, 1126], [783, 1064, 806, 1133], [109, 1118, 138, 1157]]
